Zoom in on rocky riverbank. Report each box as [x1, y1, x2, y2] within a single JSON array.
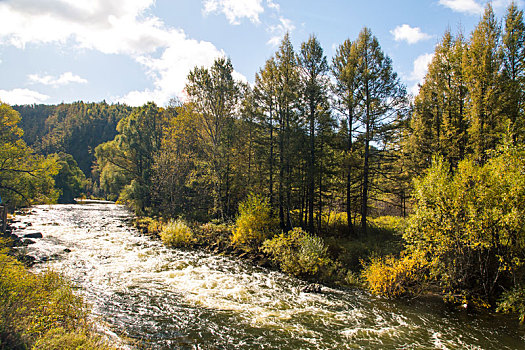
[[1, 209, 62, 266]]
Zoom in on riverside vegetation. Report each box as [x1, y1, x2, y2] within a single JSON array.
[[2, 1, 525, 337], [0, 239, 113, 349]]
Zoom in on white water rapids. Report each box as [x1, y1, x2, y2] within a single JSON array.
[[16, 203, 525, 349]]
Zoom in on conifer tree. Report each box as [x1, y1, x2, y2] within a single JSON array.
[[464, 4, 503, 161], [332, 39, 361, 235], [274, 33, 300, 230], [409, 30, 468, 171], [502, 2, 525, 140], [298, 34, 329, 233], [353, 28, 406, 234]]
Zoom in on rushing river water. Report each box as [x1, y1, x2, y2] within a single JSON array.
[[17, 203, 525, 349]]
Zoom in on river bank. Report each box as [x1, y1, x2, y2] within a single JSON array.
[[0, 213, 118, 349], [10, 203, 525, 349]]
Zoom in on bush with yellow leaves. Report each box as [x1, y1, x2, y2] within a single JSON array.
[[361, 252, 428, 298]]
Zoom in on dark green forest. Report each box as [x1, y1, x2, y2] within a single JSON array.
[[3, 3, 525, 322]]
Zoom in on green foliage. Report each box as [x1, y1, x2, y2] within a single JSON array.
[[232, 194, 277, 252], [54, 153, 86, 203], [368, 216, 407, 235], [361, 252, 428, 298], [405, 143, 525, 303], [95, 102, 165, 213], [32, 327, 110, 350], [15, 102, 132, 177], [497, 287, 525, 323], [160, 219, 194, 247], [261, 227, 333, 278], [0, 246, 109, 349], [0, 102, 59, 208]]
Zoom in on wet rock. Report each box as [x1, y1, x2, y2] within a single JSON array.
[[302, 283, 323, 293], [23, 232, 43, 239], [19, 255, 36, 267], [257, 258, 271, 268], [64, 248, 72, 253], [22, 239, 35, 246]]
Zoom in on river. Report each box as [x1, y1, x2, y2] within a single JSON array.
[[18, 203, 525, 349]]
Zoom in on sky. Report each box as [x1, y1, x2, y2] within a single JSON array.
[[0, 0, 521, 107]]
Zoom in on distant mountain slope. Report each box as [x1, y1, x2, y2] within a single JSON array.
[[14, 102, 133, 176]]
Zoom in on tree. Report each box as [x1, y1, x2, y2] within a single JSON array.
[[464, 4, 503, 161], [0, 102, 58, 208], [151, 102, 209, 220], [254, 57, 279, 208], [274, 33, 300, 230], [408, 30, 468, 171], [353, 28, 406, 233], [186, 57, 240, 219], [95, 102, 165, 213], [501, 2, 525, 140], [332, 39, 361, 235], [298, 34, 330, 233], [405, 142, 525, 304], [54, 153, 86, 203]]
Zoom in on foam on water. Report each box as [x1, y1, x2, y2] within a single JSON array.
[[19, 203, 525, 349]]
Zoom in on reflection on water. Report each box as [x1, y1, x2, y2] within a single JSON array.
[[22, 203, 525, 349]]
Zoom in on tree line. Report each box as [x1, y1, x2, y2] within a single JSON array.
[[95, 4, 525, 238]]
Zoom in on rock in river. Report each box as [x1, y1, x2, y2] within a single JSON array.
[[23, 232, 43, 239]]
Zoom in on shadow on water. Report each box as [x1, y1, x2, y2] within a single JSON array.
[[21, 203, 525, 349]]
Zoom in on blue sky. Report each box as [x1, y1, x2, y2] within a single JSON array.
[[0, 0, 520, 106]]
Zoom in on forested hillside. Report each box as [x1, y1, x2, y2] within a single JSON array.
[[14, 102, 132, 176]]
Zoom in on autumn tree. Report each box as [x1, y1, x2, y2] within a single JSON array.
[[464, 4, 504, 161], [501, 2, 525, 140], [332, 39, 361, 234], [0, 102, 58, 208], [408, 30, 468, 172], [186, 57, 240, 219], [274, 34, 300, 230], [353, 28, 406, 233], [298, 34, 330, 233]]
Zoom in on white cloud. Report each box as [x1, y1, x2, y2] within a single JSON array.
[[0, 0, 228, 106], [267, 0, 280, 11], [438, 0, 484, 14], [391, 24, 432, 44], [267, 16, 295, 46], [203, 0, 264, 25], [0, 0, 166, 54], [407, 53, 434, 95], [0, 88, 49, 104], [120, 38, 227, 106], [28, 72, 88, 87]]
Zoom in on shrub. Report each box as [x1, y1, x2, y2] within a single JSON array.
[[261, 227, 333, 278], [404, 144, 525, 303], [369, 216, 407, 234], [0, 246, 109, 349], [147, 218, 163, 236], [32, 327, 110, 350], [160, 219, 194, 247], [497, 287, 525, 323], [361, 252, 427, 298], [133, 217, 155, 233], [232, 194, 277, 252]]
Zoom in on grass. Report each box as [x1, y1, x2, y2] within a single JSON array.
[[0, 238, 115, 349]]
